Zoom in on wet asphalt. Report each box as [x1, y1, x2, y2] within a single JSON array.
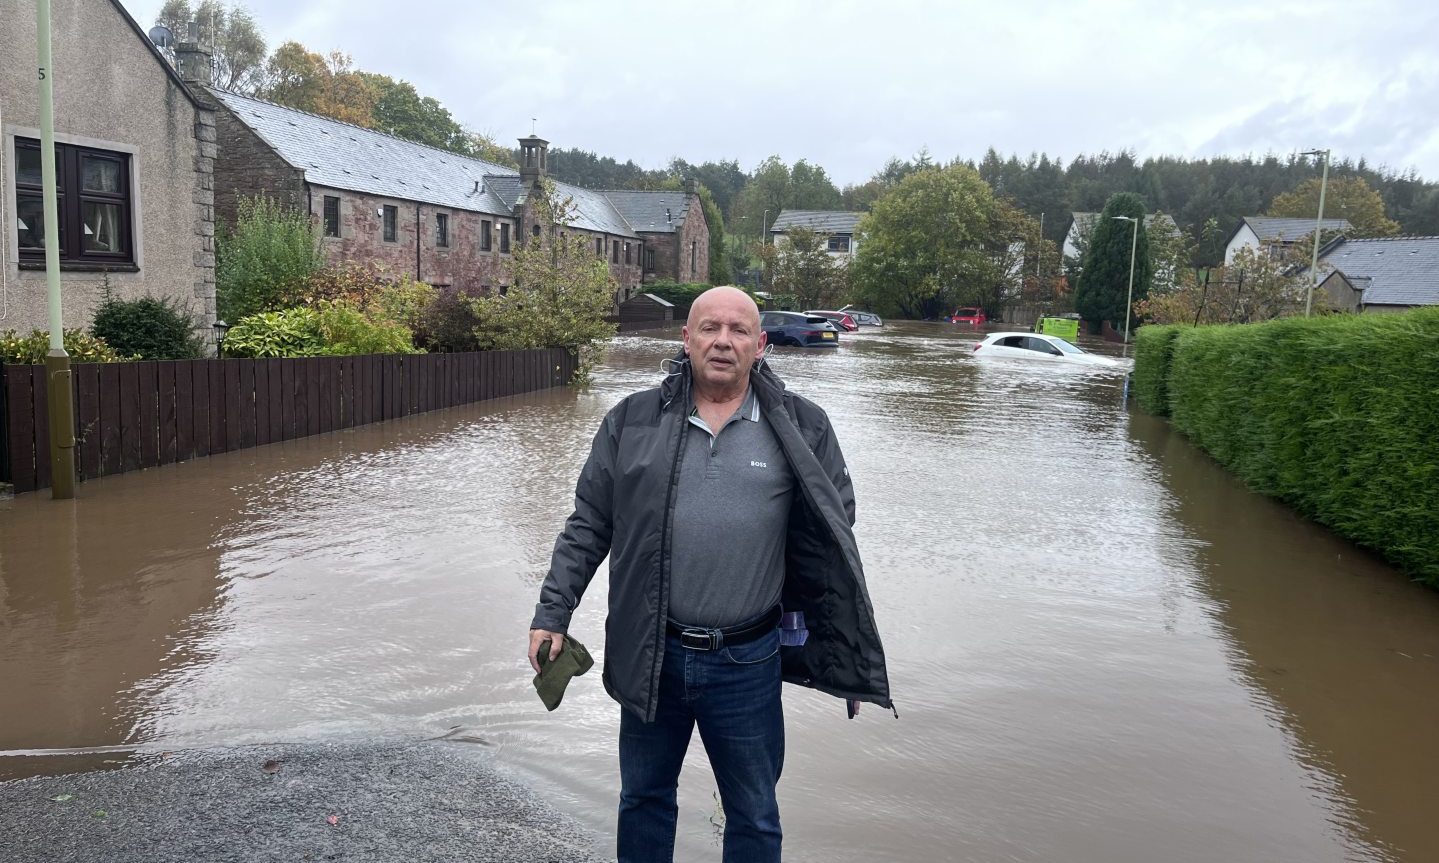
[[0, 741, 605, 862]]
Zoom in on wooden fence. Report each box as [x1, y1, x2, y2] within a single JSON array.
[[0, 348, 575, 495]]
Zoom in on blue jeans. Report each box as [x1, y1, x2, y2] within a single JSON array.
[[617, 628, 784, 863]]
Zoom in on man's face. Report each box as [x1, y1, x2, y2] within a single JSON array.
[[683, 293, 766, 392]]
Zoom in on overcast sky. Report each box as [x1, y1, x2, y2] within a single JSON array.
[[122, 0, 1439, 186]]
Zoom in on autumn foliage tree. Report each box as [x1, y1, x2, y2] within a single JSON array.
[[1267, 175, 1401, 237]]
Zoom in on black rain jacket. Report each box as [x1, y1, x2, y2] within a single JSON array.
[[531, 354, 892, 721]]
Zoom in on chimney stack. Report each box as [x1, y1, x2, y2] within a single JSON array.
[[685, 178, 699, 195], [174, 21, 212, 88]]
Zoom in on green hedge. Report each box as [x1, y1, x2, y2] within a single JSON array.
[[1158, 309, 1439, 586], [1131, 325, 1181, 416]]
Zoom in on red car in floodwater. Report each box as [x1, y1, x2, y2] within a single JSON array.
[[949, 307, 988, 326], [805, 310, 860, 332]]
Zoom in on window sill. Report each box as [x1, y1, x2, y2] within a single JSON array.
[[18, 261, 139, 273]]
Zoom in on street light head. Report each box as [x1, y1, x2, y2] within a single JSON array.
[[1112, 215, 1136, 222]]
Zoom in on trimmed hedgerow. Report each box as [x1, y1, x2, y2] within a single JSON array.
[[1131, 324, 1181, 416], [1163, 309, 1439, 587]]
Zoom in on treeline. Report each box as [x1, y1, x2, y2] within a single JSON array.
[[168, 2, 1439, 270]]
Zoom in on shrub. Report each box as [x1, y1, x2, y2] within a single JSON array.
[[418, 286, 484, 352], [91, 292, 201, 360], [1, 329, 125, 364], [222, 302, 421, 359], [1164, 309, 1439, 587], [216, 195, 324, 323], [1131, 324, 1182, 416]]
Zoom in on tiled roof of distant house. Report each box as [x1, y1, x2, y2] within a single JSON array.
[[602, 191, 692, 233], [1317, 236, 1439, 306], [770, 210, 863, 234], [1236, 215, 1351, 244]]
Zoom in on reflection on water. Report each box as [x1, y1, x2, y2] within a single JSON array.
[[2, 322, 1436, 861]]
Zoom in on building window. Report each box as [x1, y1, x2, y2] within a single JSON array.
[[14, 137, 133, 268], [691, 240, 697, 273], [612, 240, 620, 263], [828, 234, 851, 253], [382, 205, 398, 242], [646, 248, 655, 272], [596, 237, 604, 257], [435, 213, 449, 248], [498, 285, 509, 297], [624, 242, 632, 265], [323, 196, 340, 237], [499, 222, 511, 253], [532, 223, 541, 238], [481, 220, 492, 251]]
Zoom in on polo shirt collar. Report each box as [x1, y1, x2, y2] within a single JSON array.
[[688, 386, 760, 429]]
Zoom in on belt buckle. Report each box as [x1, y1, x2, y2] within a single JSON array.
[[680, 630, 717, 651]]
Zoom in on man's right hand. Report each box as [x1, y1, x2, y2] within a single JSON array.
[[528, 628, 564, 674]]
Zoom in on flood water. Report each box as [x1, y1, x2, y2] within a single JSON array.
[[3, 322, 1438, 862]]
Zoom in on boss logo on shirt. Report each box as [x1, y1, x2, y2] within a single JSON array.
[[751, 460, 768, 468]]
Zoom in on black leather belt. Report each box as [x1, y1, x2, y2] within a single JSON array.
[[667, 605, 782, 651]]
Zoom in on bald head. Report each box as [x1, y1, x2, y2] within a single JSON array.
[[687, 286, 761, 330], [683, 287, 767, 399]]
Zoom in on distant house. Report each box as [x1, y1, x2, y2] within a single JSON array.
[[2, 0, 215, 339], [1061, 212, 1181, 266], [1309, 236, 1439, 313], [769, 210, 863, 263], [604, 186, 709, 284], [1224, 216, 1351, 265], [210, 90, 708, 300]]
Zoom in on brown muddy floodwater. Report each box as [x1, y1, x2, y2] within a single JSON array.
[[3, 322, 1438, 862]]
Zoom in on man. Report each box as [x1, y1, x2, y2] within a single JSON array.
[[529, 287, 891, 863]]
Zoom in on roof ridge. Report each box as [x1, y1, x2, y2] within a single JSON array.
[[210, 87, 518, 176], [1345, 235, 1439, 242]]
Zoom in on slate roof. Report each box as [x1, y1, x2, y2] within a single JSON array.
[[1318, 236, 1439, 306], [212, 90, 638, 237], [1236, 216, 1351, 244], [1069, 212, 1181, 236], [603, 191, 691, 233], [770, 210, 863, 234]]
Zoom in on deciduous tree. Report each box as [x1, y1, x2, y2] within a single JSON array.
[[761, 227, 846, 310], [155, 0, 266, 92], [1267, 175, 1400, 237]]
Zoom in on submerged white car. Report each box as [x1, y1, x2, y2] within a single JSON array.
[[972, 332, 1120, 366]]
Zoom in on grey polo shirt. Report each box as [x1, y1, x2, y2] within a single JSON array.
[[668, 387, 795, 628]]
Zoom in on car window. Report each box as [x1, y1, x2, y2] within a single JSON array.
[[1052, 339, 1084, 355], [1024, 337, 1061, 355], [997, 336, 1025, 347], [761, 314, 780, 327]]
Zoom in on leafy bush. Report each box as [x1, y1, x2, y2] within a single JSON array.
[[2, 329, 125, 364], [1131, 324, 1181, 416], [216, 195, 324, 323], [222, 302, 420, 358], [1163, 309, 1439, 587], [221, 307, 324, 358], [418, 286, 484, 352], [91, 292, 201, 360]]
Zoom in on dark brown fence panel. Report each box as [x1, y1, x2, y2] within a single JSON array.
[[317, 358, 333, 436], [117, 362, 141, 473], [159, 362, 178, 466], [75, 362, 102, 479], [175, 361, 195, 463], [304, 359, 320, 437], [137, 361, 160, 469], [32, 367, 51, 491], [191, 359, 210, 458], [207, 360, 227, 454], [267, 359, 283, 444], [3, 367, 36, 492], [254, 360, 271, 448], [236, 359, 255, 451], [279, 358, 296, 442], [225, 359, 243, 452]]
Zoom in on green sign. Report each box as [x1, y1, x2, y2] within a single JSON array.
[[1036, 317, 1080, 340]]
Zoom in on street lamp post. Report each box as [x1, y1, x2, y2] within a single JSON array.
[[1112, 215, 1139, 358], [1300, 148, 1331, 317], [37, 0, 75, 499], [761, 208, 769, 246], [212, 320, 230, 358]]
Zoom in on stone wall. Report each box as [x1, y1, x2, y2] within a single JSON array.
[[211, 99, 305, 229], [639, 193, 709, 285], [0, 0, 213, 336]]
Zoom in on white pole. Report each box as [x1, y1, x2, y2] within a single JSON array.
[[1123, 217, 1138, 358], [37, 0, 62, 351], [1304, 149, 1330, 317]]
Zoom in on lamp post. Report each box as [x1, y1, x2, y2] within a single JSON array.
[[761, 208, 769, 246], [1112, 215, 1139, 358], [37, 0, 75, 499], [212, 320, 230, 358], [1300, 148, 1331, 317]]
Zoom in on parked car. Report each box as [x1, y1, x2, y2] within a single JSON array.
[[838, 306, 884, 326], [805, 310, 859, 332], [949, 307, 988, 326], [972, 332, 1119, 366], [761, 311, 840, 347]]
